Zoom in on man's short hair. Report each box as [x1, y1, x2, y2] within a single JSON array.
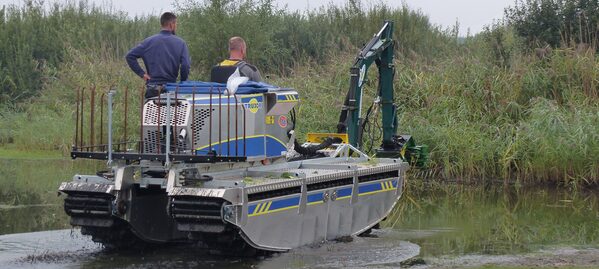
[[229, 37, 246, 51], [160, 12, 177, 26]]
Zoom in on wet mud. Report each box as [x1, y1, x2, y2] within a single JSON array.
[[418, 247, 599, 268]]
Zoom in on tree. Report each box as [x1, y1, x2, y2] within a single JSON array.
[[505, 0, 599, 50]]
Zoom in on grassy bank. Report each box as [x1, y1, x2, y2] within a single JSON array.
[[0, 0, 597, 185], [0, 148, 62, 160], [272, 48, 599, 184], [397, 49, 599, 184]]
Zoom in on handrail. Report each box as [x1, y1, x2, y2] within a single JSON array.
[[165, 90, 172, 166], [107, 89, 115, 165], [71, 83, 255, 164]]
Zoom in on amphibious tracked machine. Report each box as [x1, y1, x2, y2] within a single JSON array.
[[59, 21, 427, 252]]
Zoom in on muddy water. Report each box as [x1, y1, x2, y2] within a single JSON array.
[[1, 158, 599, 268], [0, 229, 419, 269], [0, 158, 102, 234], [394, 182, 599, 257]]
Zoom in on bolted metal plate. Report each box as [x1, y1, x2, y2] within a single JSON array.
[[168, 187, 226, 198], [59, 182, 114, 194]]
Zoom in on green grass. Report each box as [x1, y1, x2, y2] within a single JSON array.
[[0, 148, 62, 160], [0, 1, 156, 103], [0, 0, 451, 102]]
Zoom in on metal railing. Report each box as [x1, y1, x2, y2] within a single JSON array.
[[71, 84, 248, 164]]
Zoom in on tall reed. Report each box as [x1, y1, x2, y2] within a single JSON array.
[[0, 0, 597, 184]]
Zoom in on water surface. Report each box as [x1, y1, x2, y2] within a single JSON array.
[[393, 182, 599, 257], [1, 158, 599, 268]]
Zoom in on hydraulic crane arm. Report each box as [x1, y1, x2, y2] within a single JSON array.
[[337, 21, 428, 165], [337, 21, 396, 150]]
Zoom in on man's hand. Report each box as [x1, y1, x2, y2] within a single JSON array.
[[143, 74, 151, 81]]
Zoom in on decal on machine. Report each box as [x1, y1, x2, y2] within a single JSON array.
[[244, 98, 263, 113], [278, 115, 288, 128], [265, 116, 275, 125]]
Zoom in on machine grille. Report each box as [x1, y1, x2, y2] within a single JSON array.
[[192, 108, 213, 146], [143, 128, 188, 153], [143, 130, 160, 153], [143, 101, 189, 126], [142, 100, 191, 153]]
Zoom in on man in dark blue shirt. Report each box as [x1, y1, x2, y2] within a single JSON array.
[[126, 12, 191, 98]]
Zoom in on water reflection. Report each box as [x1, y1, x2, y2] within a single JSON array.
[[0, 205, 65, 235], [1, 156, 599, 267], [386, 181, 599, 256], [0, 158, 102, 235]]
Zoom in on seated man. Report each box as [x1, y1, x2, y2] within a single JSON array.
[[211, 37, 262, 83]]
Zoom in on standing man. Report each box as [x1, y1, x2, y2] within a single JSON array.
[[210, 37, 262, 83], [126, 12, 191, 98]]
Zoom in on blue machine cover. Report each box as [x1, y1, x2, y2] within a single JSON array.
[[165, 81, 279, 94]]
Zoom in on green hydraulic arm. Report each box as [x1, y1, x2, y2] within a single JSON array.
[[337, 21, 428, 167]]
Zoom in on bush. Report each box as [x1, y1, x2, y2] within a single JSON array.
[[505, 0, 599, 50], [0, 1, 155, 103]]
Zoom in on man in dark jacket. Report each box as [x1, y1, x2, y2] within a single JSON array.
[[126, 12, 191, 98], [211, 37, 262, 83]]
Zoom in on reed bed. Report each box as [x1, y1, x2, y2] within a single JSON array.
[[0, 0, 597, 184]]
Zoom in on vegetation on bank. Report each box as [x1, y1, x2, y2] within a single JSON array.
[[0, 0, 597, 185], [505, 0, 599, 50], [0, 148, 61, 159], [0, 1, 156, 103]]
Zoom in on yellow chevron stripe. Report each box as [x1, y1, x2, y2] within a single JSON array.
[[282, 94, 299, 101], [358, 188, 396, 197], [255, 203, 262, 214], [259, 203, 267, 213], [380, 181, 394, 190], [249, 205, 299, 217], [254, 203, 263, 214], [248, 201, 274, 217]]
